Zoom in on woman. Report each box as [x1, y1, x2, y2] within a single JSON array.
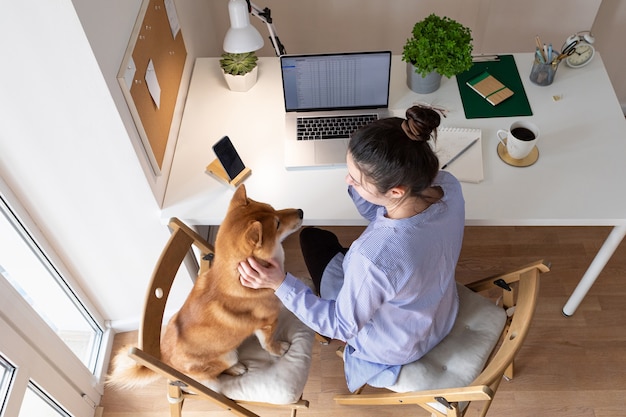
[[238, 105, 465, 391]]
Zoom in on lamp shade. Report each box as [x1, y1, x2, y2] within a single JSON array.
[[223, 0, 264, 53]]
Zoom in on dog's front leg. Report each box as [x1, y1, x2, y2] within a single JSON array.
[[255, 324, 290, 357], [221, 350, 247, 376]]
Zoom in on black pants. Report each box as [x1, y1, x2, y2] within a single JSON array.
[[299, 227, 348, 295]]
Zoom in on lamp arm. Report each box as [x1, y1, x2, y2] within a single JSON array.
[[247, 1, 286, 56]]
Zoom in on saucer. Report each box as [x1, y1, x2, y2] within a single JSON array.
[[497, 141, 539, 167]]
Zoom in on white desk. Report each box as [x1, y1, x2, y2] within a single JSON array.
[[163, 53, 626, 315]]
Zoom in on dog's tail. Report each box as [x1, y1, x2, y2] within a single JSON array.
[[105, 345, 161, 389]]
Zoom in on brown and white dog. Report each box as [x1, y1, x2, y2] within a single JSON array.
[[107, 184, 303, 388]]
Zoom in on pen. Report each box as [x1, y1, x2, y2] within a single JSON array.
[[535, 48, 545, 63], [441, 138, 480, 170], [548, 43, 553, 62]]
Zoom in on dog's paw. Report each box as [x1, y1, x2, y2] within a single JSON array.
[[269, 341, 291, 357], [223, 362, 247, 376]]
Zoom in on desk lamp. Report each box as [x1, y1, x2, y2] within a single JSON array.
[[223, 0, 286, 56]]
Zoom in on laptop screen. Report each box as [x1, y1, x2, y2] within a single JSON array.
[[280, 51, 392, 112]]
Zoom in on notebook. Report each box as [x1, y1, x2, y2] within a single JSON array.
[[436, 127, 484, 183], [466, 71, 514, 106], [280, 51, 392, 168]]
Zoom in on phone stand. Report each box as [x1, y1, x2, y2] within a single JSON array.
[[205, 159, 251, 187]]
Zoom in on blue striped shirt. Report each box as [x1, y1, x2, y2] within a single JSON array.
[[275, 171, 464, 390]]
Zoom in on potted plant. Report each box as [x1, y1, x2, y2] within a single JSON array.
[[402, 14, 473, 93], [219, 52, 259, 92]]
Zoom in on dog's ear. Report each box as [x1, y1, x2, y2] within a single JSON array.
[[230, 184, 248, 207], [245, 220, 263, 248]]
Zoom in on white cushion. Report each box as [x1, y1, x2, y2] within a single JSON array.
[[217, 307, 314, 404], [388, 283, 507, 393]]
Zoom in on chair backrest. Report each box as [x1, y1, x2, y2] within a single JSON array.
[[469, 266, 542, 389], [138, 218, 214, 358]]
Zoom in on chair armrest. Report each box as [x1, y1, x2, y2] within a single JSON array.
[[334, 384, 494, 406], [168, 218, 215, 255], [465, 260, 550, 292], [128, 347, 258, 417]]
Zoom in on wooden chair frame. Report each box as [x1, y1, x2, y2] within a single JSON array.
[[334, 260, 550, 417], [127, 218, 309, 417]]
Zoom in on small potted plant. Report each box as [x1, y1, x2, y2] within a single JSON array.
[[402, 14, 473, 93], [219, 51, 259, 92]]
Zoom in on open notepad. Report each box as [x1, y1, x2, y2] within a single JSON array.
[[435, 127, 483, 183]]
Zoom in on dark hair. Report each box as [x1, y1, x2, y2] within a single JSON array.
[[348, 105, 441, 196]]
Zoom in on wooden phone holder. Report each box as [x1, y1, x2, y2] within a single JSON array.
[[205, 159, 251, 187]]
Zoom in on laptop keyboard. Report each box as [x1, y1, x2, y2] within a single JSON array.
[[297, 114, 378, 140]]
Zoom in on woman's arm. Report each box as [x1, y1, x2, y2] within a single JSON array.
[[239, 252, 392, 343]]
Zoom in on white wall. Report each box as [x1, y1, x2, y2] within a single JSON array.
[[593, 0, 626, 115], [207, 0, 602, 57], [0, 0, 175, 324], [203, 0, 626, 112], [71, 0, 218, 204]]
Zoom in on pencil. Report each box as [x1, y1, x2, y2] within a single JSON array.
[[535, 35, 546, 61], [441, 138, 480, 170]]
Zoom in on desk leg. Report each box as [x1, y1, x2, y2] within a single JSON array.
[[562, 224, 626, 316]]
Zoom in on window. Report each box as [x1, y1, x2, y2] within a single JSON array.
[[0, 315, 100, 417], [0, 196, 103, 372], [18, 383, 72, 417], [0, 354, 14, 415], [0, 180, 104, 417]]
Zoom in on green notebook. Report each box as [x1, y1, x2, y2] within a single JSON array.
[[456, 55, 532, 119]]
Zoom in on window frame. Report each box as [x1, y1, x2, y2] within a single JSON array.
[[0, 195, 105, 373], [0, 354, 15, 415], [0, 302, 101, 416], [0, 176, 112, 415]]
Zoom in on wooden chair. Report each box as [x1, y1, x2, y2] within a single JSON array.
[[127, 218, 313, 417], [334, 260, 550, 417]]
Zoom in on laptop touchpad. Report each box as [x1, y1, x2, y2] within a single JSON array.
[[314, 140, 348, 165]]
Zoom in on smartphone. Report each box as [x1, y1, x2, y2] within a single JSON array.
[[212, 136, 246, 180]]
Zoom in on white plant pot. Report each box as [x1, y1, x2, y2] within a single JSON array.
[[223, 66, 258, 92]]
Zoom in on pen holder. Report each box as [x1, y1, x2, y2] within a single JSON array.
[[529, 57, 559, 86]]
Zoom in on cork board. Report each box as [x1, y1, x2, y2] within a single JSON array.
[[117, 0, 187, 174]]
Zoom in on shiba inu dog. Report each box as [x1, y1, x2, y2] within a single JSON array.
[[108, 184, 304, 388]]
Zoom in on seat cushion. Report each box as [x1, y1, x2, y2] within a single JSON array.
[[387, 283, 507, 393], [217, 307, 314, 404]]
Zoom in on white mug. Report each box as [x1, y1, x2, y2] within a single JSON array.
[[497, 121, 539, 159]]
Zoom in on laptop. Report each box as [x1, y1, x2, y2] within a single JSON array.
[[280, 51, 392, 168]]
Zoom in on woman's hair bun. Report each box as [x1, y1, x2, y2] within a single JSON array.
[[401, 105, 441, 142]]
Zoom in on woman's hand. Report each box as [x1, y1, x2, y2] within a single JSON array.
[[238, 257, 286, 291]]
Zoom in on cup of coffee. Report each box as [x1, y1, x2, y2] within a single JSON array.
[[497, 121, 539, 159]]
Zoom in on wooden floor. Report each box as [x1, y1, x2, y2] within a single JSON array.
[[99, 226, 626, 417]]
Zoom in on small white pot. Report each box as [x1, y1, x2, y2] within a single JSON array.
[[223, 66, 258, 92]]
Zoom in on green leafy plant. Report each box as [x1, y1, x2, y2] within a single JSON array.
[[219, 52, 258, 76], [402, 14, 473, 78]]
